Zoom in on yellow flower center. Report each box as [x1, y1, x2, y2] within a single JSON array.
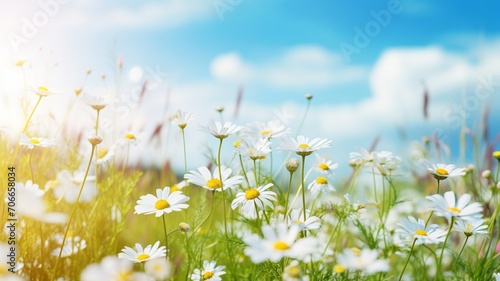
[[333, 264, 346, 274], [260, 129, 272, 136], [350, 247, 361, 255], [299, 143, 310, 149], [447, 206, 461, 213], [245, 189, 260, 200], [233, 140, 242, 148], [316, 177, 328, 185], [273, 240, 290, 250], [155, 199, 170, 210], [170, 185, 179, 192], [116, 270, 132, 281], [206, 178, 222, 189], [435, 168, 449, 176], [29, 138, 40, 145], [97, 148, 108, 159], [415, 229, 428, 236], [178, 123, 187, 129], [137, 253, 150, 261], [203, 271, 214, 280], [493, 151, 500, 160], [294, 219, 303, 225], [318, 163, 329, 170], [287, 267, 301, 278], [38, 86, 49, 92], [125, 133, 136, 140]]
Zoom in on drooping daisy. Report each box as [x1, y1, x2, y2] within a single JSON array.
[[145, 258, 172, 280], [246, 120, 289, 139], [289, 209, 321, 231], [231, 183, 277, 217], [19, 134, 55, 149], [191, 260, 226, 281], [235, 137, 272, 160], [426, 191, 483, 222], [420, 160, 466, 181], [307, 176, 336, 194], [199, 121, 243, 139], [374, 151, 402, 175], [171, 110, 194, 129], [453, 219, 488, 237], [134, 186, 190, 217], [280, 135, 331, 157], [82, 92, 111, 111], [336, 248, 389, 275], [243, 223, 320, 263], [118, 241, 167, 263], [314, 154, 338, 176], [185, 166, 243, 192], [396, 216, 447, 245]]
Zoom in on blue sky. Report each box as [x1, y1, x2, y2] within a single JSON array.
[[1, 0, 499, 174]]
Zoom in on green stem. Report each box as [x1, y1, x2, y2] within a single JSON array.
[[217, 138, 228, 234], [52, 143, 96, 281], [22, 95, 43, 134], [253, 159, 258, 187], [162, 214, 169, 257], [239, 155, 250, 187], [398, 238, 417, 281], [436, 217, 455, 279], [284, 171, 294, 223], [296, 99, 311, 136], [300, 155, 307, 222], [182, 128, 188, 175], [28, 147, 35, 182], [452, 235, 469, 271]]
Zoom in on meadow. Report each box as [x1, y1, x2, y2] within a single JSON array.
[[1, 59, 500, 281]]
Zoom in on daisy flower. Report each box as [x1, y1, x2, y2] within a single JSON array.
[[494, 273, 500, 281], [32, 85, 56, 97], [314, 154, 338, 176], [420, 160, 466, 181], [282, 260, 309, 281], [336, 248, 389, 275], [453, 219, 488, 237], [349, 147, 374, 166], [95, 146, 115, 166], [396, 216, 447, 245], [280, 135, 331, 157], [82, 92, 111, 111], [134, 186, 190, 217], [51, 235, 87, 257], [289, 209, 321, 231], [231, 183, 277, 218], [52, 170, 97, 203], [185, 166, 243, 192], [246, 120, 289, 139], [199, 121, 243, 139], [118, 241, 166, 263], [81, 256, 150, 281], [307, 176, 336, 194], [236, 137, 272, 160], [191, 260, 226, 281], [426, 191, 483, 222], [19, 134, 55, 149], [16, 182, 67, 224], [374, 151, 402, 175], [171, 110, 194, 129], [145, 258, 172, 280], [170, 180, 188, 193], [243, 223, 320, 263]]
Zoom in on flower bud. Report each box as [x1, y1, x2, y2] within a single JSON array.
[[286, 158, 299, 173], [493, 151, 500, 161], [179, 222, 190, 232], [305, 93, 313, 100], [215, 105, 224, 113], [88, 135, 102, 146], [482, 170, 492, 179]]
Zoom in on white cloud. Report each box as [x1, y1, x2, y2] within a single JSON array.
[[210, 45, 369, 89]]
